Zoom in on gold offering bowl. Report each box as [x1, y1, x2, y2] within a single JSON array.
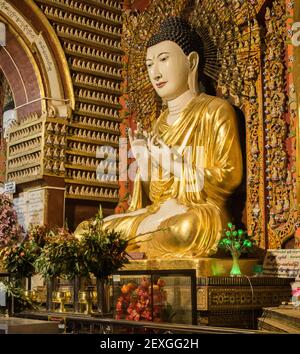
[[64, 290, 72, 303], [52, 291, 71, 313], [78, 290, 94, 314], [24, 290, 39, 302]]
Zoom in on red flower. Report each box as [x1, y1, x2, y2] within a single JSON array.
[[140, 277, 150, 289], [115, 278, 168, 322], [116, 301, 122, 310], [157, 279, 165, 288]]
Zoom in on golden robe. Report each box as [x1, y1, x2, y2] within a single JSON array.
[[80, 93, 243, 258]]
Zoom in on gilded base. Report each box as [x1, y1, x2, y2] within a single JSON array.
[[123, 258, 258, 277]]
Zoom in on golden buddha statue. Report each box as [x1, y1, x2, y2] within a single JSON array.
[[75, 17, 243, 259]]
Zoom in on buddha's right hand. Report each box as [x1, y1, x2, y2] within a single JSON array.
[[128, 127, 149, 161], [128, 127, 151, 181]]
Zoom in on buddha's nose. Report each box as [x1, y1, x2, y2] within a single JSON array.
[[153, 72, 162, 81], [152, 63, 162, 81]]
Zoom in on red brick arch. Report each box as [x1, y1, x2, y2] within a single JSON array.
[[0, 27, 42, 119]]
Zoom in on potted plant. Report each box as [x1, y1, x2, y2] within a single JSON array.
[[0, 239, 39, 280], [0, 224, 49, 314], [79, 206, 130, 316], [34, 226, 86, 311], [218, 222, 255, 276], [34, 226, 85, 280]]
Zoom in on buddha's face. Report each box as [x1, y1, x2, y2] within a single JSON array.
[[146, 40, 190, 101]]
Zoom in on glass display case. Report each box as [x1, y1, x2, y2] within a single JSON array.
[[111, 269, 197, 325]]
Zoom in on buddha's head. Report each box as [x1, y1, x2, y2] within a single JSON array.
[[146, 17, 205, 101]]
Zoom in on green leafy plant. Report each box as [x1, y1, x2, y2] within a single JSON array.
[[0, 280, 39, 314], [80, 206, 130, 279], [34, 227, 85, 279]]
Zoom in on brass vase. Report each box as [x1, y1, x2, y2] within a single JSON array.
[[95, 277, 110, 316], [78, 290, 93, 315], [74, 276, 81, 313], [46, 278, 58, 311], [52, 291, 66, 313]]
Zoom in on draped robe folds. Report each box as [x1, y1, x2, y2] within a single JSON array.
[[103, 93, 243, 258]]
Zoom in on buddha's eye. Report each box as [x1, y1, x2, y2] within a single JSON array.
[[160, 56, 168, 62], [146, 62, 153, 68]]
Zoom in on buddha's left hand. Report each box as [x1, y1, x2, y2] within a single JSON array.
[[148, 134, 204, 181], [148, 134, 182, 176]]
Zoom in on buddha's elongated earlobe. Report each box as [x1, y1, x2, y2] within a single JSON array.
[[188, 52, 200, 95]]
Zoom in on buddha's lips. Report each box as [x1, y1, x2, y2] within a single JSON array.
[[156, 82, 167, 88]]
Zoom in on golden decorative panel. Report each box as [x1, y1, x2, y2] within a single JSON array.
[[6, 113, 44, 184], [197, 276, 292, 311], [34, 0, 123, 204], [264, 0, 298, 248], [295, 0, 300, 231], [5, 112, 69, 183], [190, 0, 265, 247]]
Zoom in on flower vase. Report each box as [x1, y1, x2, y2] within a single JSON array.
[[46, 277, 58, 311], [230, 252, 242, 276], [74, 276, 81, 313], [95, 277, 110, 317]]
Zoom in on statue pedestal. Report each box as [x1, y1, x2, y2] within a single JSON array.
[[124, 257, 259, 277]]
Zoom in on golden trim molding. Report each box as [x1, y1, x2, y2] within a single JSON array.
[[25, 0, 75, 110]]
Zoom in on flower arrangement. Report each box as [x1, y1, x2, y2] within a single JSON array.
[[115, 277, 170, 322], [0, 224, 50, 279], [28, 224, 50, 249], [218, 222, 255, 276], [80, 207, 130, 279], [34, 226, 84, 280], [0, 239, 39, 278], [0, 193, 24, 248]]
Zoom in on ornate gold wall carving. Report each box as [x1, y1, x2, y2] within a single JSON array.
[[190, 0, 265, 247], [295, 1, 300, 219], [264, 0, 297, 248], [34, 0, 123, 204]]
